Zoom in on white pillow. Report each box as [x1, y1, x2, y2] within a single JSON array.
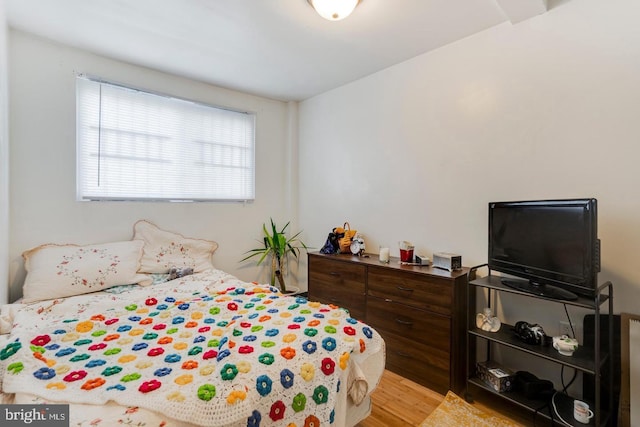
[[22, 240, 151, 303], [133, 220, 218, 273]]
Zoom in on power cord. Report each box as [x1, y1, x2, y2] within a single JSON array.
[[561, 365, 577, 393], [563, 304, 576, 338], [531, 398, 553, 427], [552, 361, 578, 426], [530, 304, 580, 426], [530, 366, 576, 426], [551, 392, 574, 427]]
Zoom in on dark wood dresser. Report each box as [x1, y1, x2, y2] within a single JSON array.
[[307, 252, 469, 395]]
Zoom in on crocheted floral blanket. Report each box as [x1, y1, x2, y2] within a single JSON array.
[[0, 278, 382, 427]]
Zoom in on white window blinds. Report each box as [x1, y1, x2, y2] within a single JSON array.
[[76, 76, 255, 202]]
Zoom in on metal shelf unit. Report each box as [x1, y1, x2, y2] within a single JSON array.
[[466, 266, 614, 426]]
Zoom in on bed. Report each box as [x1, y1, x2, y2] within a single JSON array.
[[0, 221, 385, 427]]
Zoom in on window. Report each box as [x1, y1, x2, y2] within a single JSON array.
[[76, 76, 255, 202]]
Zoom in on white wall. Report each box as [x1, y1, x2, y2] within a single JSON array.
[[300, 0, 640, 325], [0, 0, 9, 305], [8, 31, 299, 302]]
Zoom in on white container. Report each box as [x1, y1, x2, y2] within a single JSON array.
[[379, 247, 390, 263]]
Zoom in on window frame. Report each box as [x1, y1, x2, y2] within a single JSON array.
[[76, 75, 256, 202]]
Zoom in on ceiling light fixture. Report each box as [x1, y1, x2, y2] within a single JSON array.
[[307, 0, 361, 21]]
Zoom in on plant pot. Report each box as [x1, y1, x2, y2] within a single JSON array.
[[279, 285, 300, 296]]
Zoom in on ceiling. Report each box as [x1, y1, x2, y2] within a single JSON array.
[[5, 0, 548, 101]]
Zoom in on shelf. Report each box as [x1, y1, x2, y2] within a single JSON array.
[[467, 272, 614, 427], [469, 275, 609, 309], [468, 378, 610, 426], [469, 325, 608, 374]]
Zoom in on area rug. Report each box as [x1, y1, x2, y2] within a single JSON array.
[[420, 391, 520, 427]]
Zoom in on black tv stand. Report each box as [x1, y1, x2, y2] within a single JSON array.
[[501, 278, 578, 301], [467, 269, 613, 426]]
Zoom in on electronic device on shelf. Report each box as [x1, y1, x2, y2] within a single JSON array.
[[488, 198, 600, 300], [513, 321, 548, 345], [514, 371, 555, 400]]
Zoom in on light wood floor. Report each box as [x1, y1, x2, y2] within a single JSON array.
[[355, 370, 531, 426]]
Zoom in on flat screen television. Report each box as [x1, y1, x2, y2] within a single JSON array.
[[488, 198, 600, 300]]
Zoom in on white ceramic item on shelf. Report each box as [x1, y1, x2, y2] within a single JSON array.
[[476, 307, 501, 332], [553, 335, 579, 356]]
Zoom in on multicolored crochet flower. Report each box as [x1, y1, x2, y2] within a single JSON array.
[[321, 357, 335, 375], [280, 346, 296, 360], [322, 337, 336, 351], [292, 392, 307, 412], [304, 415, 320, 427], [256, 374, 273, 396], [220, 363, 238, 380], [247, 410, 262, 427], [258, 353, 275, 365], [300, 363, 315, 382], [197, 383, 216, 401], [280, 369, 294, 389], [312, 385, 329, 405], [269, 400, 286, 421]]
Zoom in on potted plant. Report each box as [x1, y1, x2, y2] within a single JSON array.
[[241, 218, 309, 293]]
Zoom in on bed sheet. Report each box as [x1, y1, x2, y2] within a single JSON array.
[[0, 269, 385, 426]]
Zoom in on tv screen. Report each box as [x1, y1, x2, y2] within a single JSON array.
[[488, 199, 599, 299]]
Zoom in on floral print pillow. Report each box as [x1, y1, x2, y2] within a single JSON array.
[[132, 220, 218, 273], [21, 240, 151, 303]]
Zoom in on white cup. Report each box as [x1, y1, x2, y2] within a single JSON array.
[[574, 400, 594, 424], [379, 247, 390, 263]]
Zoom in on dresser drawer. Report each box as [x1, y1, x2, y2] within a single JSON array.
[[366, 296, 450, 351], [368, 266, 453, 316], [308, 256, 366, 320], [381, 329, 451, 394]]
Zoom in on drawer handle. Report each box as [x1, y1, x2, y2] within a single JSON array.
[[329, 272, 340, 276], [395, 318, 413, 326], [396, 286, 414, 292], [395, 351, 412, 358]]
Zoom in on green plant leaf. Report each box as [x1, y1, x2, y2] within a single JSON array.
[[240, 218, 311, 291]]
